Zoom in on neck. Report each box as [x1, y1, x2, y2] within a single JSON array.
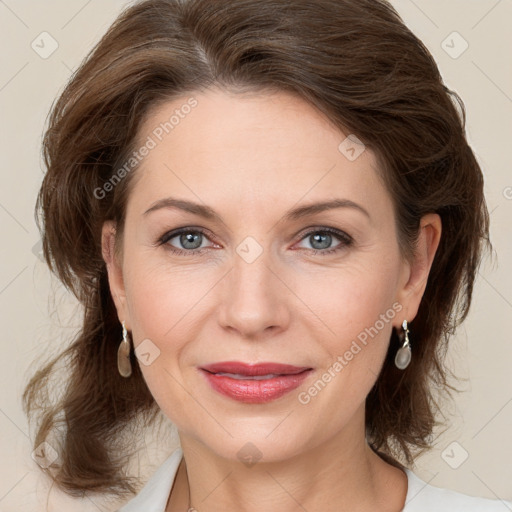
[[166, 418, 407, 512]]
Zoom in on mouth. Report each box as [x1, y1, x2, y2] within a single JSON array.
[[199, 361, 313, 403]]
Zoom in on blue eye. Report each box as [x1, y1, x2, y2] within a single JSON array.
[[296, 228, 353, 255], [158, 226, 353, 256], [159, 228, 213, 255]]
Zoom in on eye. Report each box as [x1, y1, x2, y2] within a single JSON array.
[[158, 227, 216, 255], [295, 227, 353, 255]]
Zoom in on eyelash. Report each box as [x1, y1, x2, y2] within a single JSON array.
[[157, 226, 353, 257]]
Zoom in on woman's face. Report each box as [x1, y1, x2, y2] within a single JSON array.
[[103, 87, 438, 462]]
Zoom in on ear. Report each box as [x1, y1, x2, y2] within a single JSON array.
[[101, 220, 131, 330], [395, 213, 442, 325]]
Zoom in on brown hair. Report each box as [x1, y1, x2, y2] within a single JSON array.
[[23, 0, 491, 499]]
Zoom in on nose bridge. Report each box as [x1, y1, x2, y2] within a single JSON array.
[[218, 237, 288, 336]]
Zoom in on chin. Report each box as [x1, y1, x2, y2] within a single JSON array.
[[179, 414, 315, 465]]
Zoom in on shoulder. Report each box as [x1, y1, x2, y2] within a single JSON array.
[[117, 448, 183, 512], [403, 468, 512, 512]]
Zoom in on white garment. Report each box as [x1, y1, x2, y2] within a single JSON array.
[[117, 448, 512, 511]]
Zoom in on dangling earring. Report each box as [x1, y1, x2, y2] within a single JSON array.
[[394, 320, 412, 370], [117, 321, 132, 377]]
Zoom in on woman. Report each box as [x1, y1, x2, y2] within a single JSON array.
[[23, 0, 511, 510]]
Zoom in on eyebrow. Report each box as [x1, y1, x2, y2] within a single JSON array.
[[143, 197, 370, 222]]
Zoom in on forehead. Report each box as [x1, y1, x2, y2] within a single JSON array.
[[127, 88, 391, 224]]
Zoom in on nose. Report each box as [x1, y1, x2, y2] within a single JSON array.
[[217, 248, 291, 339]]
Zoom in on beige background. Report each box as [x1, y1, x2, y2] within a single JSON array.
[[0, 0, 511, 510]]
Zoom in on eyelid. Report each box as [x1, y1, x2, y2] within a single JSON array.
[[157, 226, 219, 247], [292, 226, 353, 252], [296, 226, 352, 243]]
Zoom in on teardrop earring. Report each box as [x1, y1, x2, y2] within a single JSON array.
[[117, 321, 132, 377], [394, 320, 412, 370]]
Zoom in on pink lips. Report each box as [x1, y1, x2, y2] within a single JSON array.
[[199, 361, 313, 403]]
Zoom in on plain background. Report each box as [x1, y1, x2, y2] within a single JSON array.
[[0, 0, 511, 510]]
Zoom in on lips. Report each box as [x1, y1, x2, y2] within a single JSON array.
[[201, 361, 310, 376], [199, 361, 313, 403]]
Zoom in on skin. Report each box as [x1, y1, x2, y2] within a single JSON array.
[[102, 87, 441, 512]]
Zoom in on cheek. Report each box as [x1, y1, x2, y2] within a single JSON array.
[[121, 256, 206, 423], [121, 251, 219, 412], [303, 257, 401, 371], [123, 247, 211, 338], [291, 270, 401, 429]]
